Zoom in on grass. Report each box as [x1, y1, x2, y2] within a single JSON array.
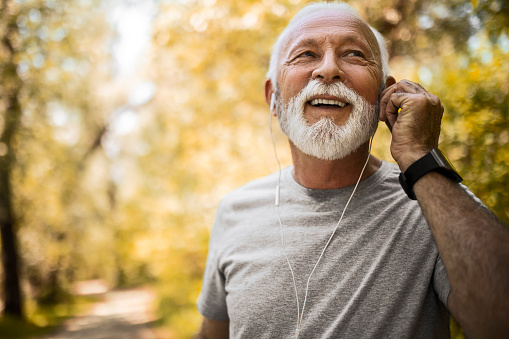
[[0, 315, 56, 339], [0, 294, 101, 339]]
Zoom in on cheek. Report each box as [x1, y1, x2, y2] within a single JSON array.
[[279, 66, 311, 101], [343, 65, 381, 103]]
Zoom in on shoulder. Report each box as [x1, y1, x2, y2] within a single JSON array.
[[211, 169, 284, 239], [380, 160, 402, 182]]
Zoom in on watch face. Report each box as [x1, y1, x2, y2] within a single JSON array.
[[430, 148, 457, 172]]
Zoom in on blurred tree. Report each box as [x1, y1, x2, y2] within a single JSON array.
[[0, 0, 24, 319], [359, 0, 509, 225], [436, 44, 509, 225], [13, 0, 116, 306], [141, 0, 303, 335], [0, 0, 505, 337], [0, 0, 119, 321], [360, 0, 508, 60]]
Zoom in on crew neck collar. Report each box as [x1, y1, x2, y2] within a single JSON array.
[[281, 160, 392, 199]]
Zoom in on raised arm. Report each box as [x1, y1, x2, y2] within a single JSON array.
[[379, 79, 509, 338]]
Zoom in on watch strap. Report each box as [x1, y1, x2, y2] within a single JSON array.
[[399, 148, 463, 200]]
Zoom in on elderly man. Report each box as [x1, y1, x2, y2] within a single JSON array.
[[197, 2, 509, 338]]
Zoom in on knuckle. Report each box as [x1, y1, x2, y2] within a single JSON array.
[[430, 96, 442, 109], [415, 95, 428, 106], [428, 93, 439, 104]]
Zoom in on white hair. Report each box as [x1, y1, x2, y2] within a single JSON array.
[[266, 2, 390, 86]]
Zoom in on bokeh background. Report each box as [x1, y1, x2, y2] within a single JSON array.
[[0, 0, 508, 338]]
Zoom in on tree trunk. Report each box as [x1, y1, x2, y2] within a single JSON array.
[[0, 174, 23, 318], [0, 0, 24, 319]]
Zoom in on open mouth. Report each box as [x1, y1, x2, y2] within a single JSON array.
[[308, 98, 349, 108]]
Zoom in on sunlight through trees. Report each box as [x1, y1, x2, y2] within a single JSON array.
[[0, 0, 507, 338]]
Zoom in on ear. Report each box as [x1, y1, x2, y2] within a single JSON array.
[[385, 75, 396, 88], [264, 79, 276, 116]]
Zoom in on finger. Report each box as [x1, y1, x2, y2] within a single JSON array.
[[387, 92, 410, 113], [385, 93, 408, 128], [381, 80, 424, 100], [414, 82, 426, 91], [399, 79, 426, 93], [379, 87, 406, 122], [379, 85, 398, 122], [380, 80, 425, 121], [382, 92, 418, 130]]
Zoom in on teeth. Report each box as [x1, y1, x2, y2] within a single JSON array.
[[310, 99, 347, 107]]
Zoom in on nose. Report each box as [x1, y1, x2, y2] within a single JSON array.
[[312, 51, 344, 84]]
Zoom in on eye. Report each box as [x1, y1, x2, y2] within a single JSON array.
[[298, 51, 316, 58], [346, 51, 364, 58]]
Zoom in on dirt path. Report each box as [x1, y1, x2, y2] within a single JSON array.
[[37, 287, 160, 339]]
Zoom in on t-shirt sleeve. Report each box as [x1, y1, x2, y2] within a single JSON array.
[[197, 202, 230, 321], [432, 254, 451, 308]]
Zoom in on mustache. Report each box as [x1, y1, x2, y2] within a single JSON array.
[[294, 79, 365, 105]]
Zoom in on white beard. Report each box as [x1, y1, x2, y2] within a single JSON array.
[[275, 79, 379, 161]]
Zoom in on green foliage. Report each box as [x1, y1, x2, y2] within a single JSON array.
[[436, 45, 509, 224], [0, 294, 97, 338], [0, 0, 507, 338], [410, 28, 509, 226], [0, 316, 54, 339], [144, 1, 305, 335], [1, 0, 123, 322], [148, 1, 508, 338]]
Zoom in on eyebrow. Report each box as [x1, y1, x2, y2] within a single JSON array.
[[287, 33, 373, 57], [293, 37, 321, 47], [288, 36, 320, 50], [285, 38, 319, 57]]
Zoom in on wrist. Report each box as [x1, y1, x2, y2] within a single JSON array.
[[399, 148, 463, 200], [396, 149, 431, 173]]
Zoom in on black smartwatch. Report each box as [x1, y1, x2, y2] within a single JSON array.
[[399, 148, 463, 200]]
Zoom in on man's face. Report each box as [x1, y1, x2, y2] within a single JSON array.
[[272, 10, 384, 160], [277, 10, 383, 120]]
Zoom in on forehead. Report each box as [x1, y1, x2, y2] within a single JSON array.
[[283, 10, 379, 54]]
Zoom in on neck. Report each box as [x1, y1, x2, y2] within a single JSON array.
[[289, 141, 381, 190]]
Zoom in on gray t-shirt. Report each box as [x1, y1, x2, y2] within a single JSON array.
[[198, 161, 451, 338]]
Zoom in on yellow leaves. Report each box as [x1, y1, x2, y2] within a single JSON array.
[[141, 4, 305, 335], [189, 8, 216, 32], [5, 1, 508, 337], [467, 67, 480, 82], [432, 43, 509, 226]]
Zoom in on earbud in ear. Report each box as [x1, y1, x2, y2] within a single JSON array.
[[270, 93, 276, 112]]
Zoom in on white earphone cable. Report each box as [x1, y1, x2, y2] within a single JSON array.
[[270, 107, 374, 338], [270, 111, 301, 331]]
